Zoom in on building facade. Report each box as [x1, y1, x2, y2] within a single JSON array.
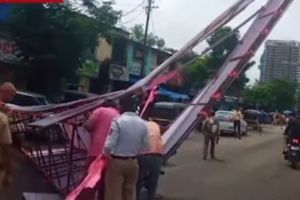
[[260, 40, 300, 84]]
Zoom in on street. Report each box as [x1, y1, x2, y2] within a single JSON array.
[[158, 126, 300, 200]]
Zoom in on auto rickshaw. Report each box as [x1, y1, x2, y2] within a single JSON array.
[[243, 109, 262, 132]]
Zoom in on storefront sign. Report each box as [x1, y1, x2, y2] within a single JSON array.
[[0, 38, 21, 62], [78, 60, 100, 78], [110, 64, 129, 81]]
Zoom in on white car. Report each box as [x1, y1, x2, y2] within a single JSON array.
[[215, 111, 248, 135]]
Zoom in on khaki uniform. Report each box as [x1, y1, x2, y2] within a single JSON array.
[[202, 117, 220, 159], [0, 111, 12, 191]]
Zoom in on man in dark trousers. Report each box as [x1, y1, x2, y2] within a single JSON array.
[[202, 112, 220, 160], [136, 118, 163, 200], [284, 112, 300, 153], [103, 96, 149, 200], [233, 108, 243, 139], [84, 100, 120, 200]]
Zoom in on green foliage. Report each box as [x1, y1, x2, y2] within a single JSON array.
[[244, 79, 297, 111], [183, 26, 251, 93], [6, 2, 120, 90], [78, 60, 100, 78], [131, 24, 144, 42], [207, 27, 239, 58], [130, 24, 166, 49]]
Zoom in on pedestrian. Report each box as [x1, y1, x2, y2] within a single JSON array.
[[0, 82, 16, 193], [233, 108, 243, 139], [84, 99, 120, 200], [196, 112, 208, 134], [202, 112, 220, 160], [103, 96, 149, 200], [136, 118, 163, 200]]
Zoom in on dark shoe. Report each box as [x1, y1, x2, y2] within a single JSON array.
[[203, 157, 207, 160]]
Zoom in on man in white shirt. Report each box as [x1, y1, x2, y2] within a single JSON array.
[[103, 96, 149, 200], [233, 108, 243, 139]]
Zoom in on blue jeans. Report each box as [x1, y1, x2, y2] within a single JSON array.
[[136, 154, 163, 200]]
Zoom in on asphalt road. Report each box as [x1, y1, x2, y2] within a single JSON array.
[[1, 149, 57, 200], [158, 125, 300, 200]]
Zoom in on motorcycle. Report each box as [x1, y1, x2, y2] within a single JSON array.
[[284, 137, 300, 169]]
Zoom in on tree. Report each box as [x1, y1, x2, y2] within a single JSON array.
[[5, 2, 121, 94], [130, 24, 166, 49], [131, 24, 144, 42], [244, 79, 297, 111], [183, 26, 252, 94]]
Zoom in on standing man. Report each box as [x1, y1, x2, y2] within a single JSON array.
[[85, 100, 120, 165], [202, 112, 220, 160], [0, 82, 16, 192], [136, 118, 163, 200], [233, 108, 243, 139], [84, 99, 120, 200], [104, 96, 149, 200]]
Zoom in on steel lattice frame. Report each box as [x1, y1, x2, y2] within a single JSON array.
[[7, 0, 293, 197]]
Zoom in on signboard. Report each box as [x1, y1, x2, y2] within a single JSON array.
[[77, 60, 100, 78], [130, 61, 142, 76], [109, 64, 129, 81]]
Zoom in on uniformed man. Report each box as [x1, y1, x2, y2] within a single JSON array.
[[202, 112, 220, 160], [0, 82, 16, 192]]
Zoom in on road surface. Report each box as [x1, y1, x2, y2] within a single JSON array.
[[3, 125, 299, 200], [1, 149, 57, 200], [158, 125, 300, 200]]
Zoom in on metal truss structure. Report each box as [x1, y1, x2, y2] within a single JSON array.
[[7, 0, 293, 197]]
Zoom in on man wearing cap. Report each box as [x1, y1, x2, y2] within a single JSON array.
[[0, 82, 16, 192]]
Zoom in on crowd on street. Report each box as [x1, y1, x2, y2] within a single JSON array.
[[2, 81, 300, 200]]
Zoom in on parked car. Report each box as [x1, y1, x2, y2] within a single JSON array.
[[9, 91, 50, 106], [150, 101, 186, 134], [215, 110, 248, 135]]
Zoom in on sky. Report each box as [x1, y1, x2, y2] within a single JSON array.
[[113, 0, 300, 84]]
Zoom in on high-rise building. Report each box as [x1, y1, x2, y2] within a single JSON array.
[[260, 40, 300, 84]]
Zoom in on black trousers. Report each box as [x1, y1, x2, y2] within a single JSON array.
[[234, 120, 241, 138], [137, 154, 163, 200]]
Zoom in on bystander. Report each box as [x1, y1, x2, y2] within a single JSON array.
[[0, 82, 16, 193], [103, 96, 149, 200]]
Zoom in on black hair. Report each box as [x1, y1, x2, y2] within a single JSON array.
[[102, 99, 118, 109], [119, 95, 135, 112]]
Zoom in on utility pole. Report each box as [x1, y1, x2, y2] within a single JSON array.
[[141, 0, 155, 77]]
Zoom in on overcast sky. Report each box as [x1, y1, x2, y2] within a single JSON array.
[[113, 0, 300, 84]]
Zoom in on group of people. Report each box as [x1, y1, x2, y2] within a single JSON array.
[[85, 96, 163, 200]]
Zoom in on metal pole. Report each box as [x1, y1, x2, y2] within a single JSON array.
[[141, 0, 152, 77]]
